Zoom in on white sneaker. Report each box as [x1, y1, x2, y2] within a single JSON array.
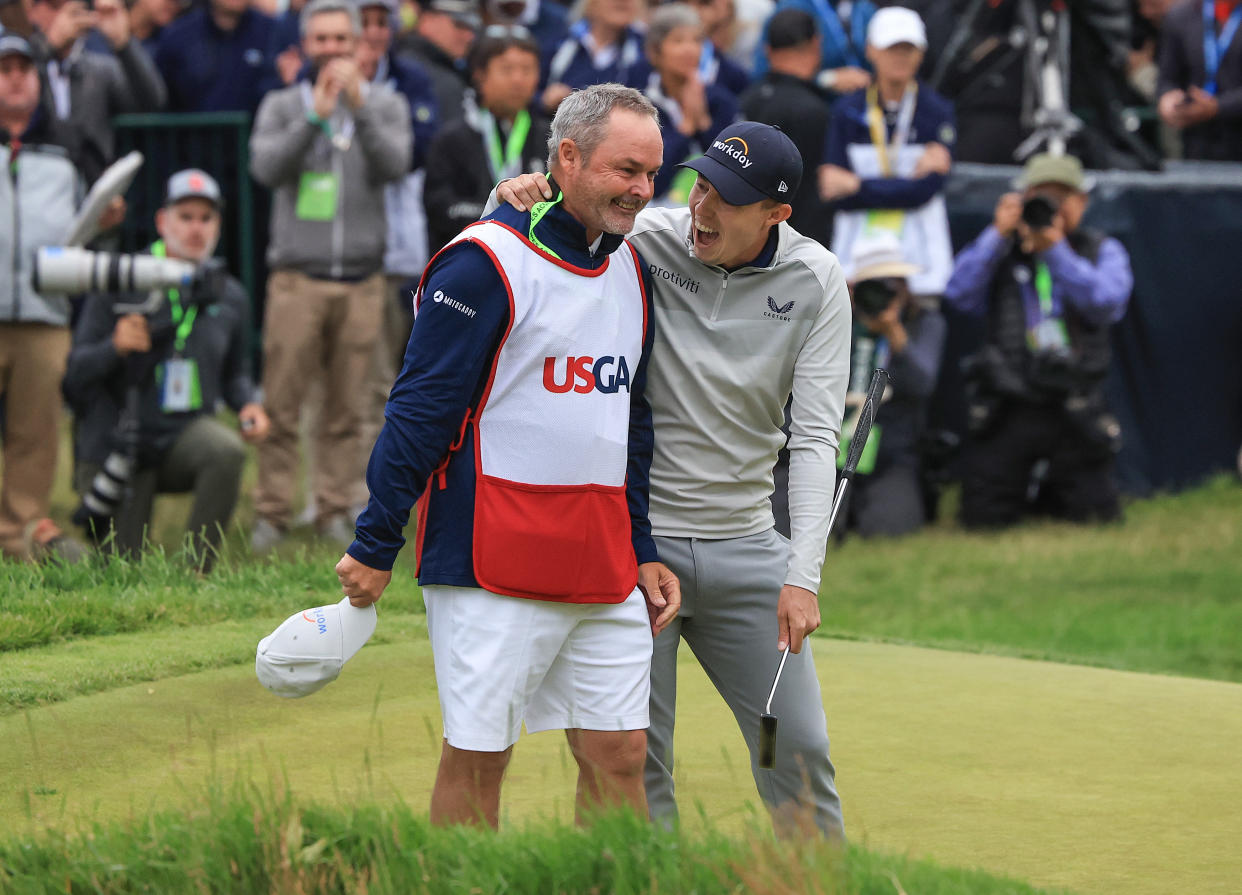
[[251, 519, 286, 554]]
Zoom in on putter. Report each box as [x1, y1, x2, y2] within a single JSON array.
[[757, 367, 890, 771], [758, 645, 791, 769]]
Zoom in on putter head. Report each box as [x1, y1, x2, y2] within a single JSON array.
[[758, 713, 778, 769]]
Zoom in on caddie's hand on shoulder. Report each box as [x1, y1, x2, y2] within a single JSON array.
[[497, 173, 554, 213], [777, 584, 821, 654], [336, 553, 391, 608], [638, 561, 681, 637]]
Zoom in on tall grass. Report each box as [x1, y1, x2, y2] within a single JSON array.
[[0, 785, 1068, 895]]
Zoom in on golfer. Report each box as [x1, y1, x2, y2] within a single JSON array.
[[335, 84, 681, 829], [499, 121, 851, 836]]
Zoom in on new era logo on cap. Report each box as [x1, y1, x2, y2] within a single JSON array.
[[256, 597, 377, 698], [679, 122, 803, 207]]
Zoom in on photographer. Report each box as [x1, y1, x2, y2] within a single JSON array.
[[943, 153, 1132, 529], [64, 170, 269, 570], [844, 235, 945, 536], [0, 34, 95, 564]]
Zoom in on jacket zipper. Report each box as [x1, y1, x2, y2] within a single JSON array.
[[710, 271, 728, 322], [331, 148, 344, 280], [9, 152, 19, 322]]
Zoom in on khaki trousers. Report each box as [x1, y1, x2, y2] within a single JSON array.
[[0, 323, 70, 559], [76, 416, 247, 570], [255, 269, 384, 528]]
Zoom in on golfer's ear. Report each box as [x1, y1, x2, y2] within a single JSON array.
[[769, 202, 793, 227]]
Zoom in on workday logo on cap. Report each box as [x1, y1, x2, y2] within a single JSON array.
[[681, 122, 803, 207]]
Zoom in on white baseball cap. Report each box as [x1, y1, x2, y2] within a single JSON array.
[[850, 231, 921, 281], [867, 7, 927, 50], [256, 597, 377, 698]]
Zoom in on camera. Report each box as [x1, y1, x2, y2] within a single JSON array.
[[1021, 195, 1060, 230], [35, 247, 227, 540], [853, 278, 900, 317]]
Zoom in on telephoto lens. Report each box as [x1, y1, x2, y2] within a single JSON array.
[[1021, 195, 1059, 230], [852, 278, 899, 316], [32, 247, 197, 295]]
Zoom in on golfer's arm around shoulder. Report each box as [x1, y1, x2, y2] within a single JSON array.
[[335, 243, 511, 607], [781, 248, 852, 652]]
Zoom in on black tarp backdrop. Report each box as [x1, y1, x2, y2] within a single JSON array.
[[936, 162, 1242, 496]]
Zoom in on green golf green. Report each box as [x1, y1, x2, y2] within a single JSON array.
[[5, 634, 1239, 895]]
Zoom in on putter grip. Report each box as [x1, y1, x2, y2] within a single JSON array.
[[758, 714, 778, 769], [842, 368, 889, 477]]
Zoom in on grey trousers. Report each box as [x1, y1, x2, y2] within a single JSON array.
[[647, 530, 844, 837], [76, 416, 246, 569]]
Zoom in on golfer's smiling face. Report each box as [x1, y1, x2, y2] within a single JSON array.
[[687, 176, 787, 270]]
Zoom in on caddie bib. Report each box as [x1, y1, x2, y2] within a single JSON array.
[[416, 220, 648, 603]]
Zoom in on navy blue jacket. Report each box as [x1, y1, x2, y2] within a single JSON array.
[[348, 200, 659, 583], [545, 24, 651, 92], [823, 82, 956, 211], [154, 7, 276, 114], [375, 52, 439, 171]]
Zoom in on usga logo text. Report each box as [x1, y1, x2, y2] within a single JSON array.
[[302, 609, 329, 634], [543, 356, 632, 394]]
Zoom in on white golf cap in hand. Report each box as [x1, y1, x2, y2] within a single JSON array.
[[256, 597, 377, 698]]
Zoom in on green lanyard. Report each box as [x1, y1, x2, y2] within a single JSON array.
[[152, 240, 197, 354], [1034, 261, 1055, 317], [486, 110, 532, 183], [527, 189, 565, 260]]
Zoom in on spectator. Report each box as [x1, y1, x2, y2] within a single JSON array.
[[481, 0, 569, 78], [686, 0, 752, 97], [542, 0, 650, 114], [26, 0, 167, 163], [248, 0, 411, 550], [1157, 0, 1242, 161], [753, 0, 872, 94], [819, 6, 955, 301], [355, 0, 439, 506], [641, 2, 737, 203], [396, 0, 479, 124], [128, 0, 185, 56], [740, 7, 832, 245], [64, 170, 270, 571], [424, 25, 549, 253], [841, 234, 944, 536], [154, 0, 275, 114], [0, 34, 92, 563], [265, 0, 310, 92], [943, 153, 1132, 529]]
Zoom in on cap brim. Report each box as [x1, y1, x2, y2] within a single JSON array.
[[679, 155, 770, 207], [853, 261, 921, 281]]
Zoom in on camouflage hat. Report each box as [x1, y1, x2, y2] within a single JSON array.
[[1016, 153, 1092, 192]]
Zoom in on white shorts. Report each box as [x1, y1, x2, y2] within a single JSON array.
[[422, 585, 652, 752]]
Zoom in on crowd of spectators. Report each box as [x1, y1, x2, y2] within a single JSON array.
[[0, 0, 1236, 564]]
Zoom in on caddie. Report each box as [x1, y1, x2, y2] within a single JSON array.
[[334, 84, 680, 829], [499, 120, 852, 836]]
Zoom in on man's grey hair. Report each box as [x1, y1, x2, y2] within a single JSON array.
[[547, 84, 660, 171], [644, 3, 701, 56], [300, 0, 362, 37]]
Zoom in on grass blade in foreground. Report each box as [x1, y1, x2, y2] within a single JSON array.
[[0, 790, 1073, 895]]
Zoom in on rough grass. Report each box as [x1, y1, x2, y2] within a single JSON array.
[[0, 786, 1071, 895]]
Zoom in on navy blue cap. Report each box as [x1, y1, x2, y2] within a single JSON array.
[[679, 121, 803, 207], [0, 35, 35, 62]]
